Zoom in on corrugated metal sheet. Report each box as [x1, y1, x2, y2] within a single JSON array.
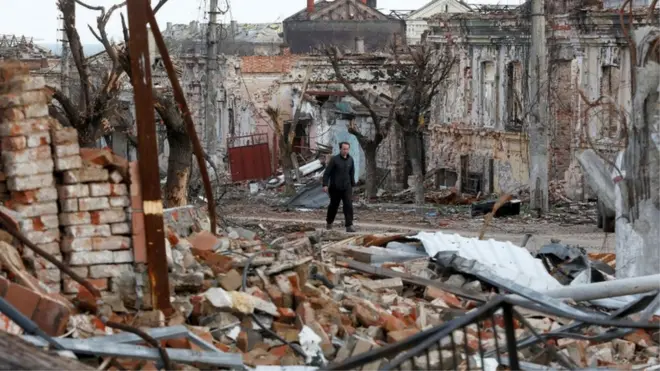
[[413, 231, 563, 292]]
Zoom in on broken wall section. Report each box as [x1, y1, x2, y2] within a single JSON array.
[[0, 62, 136, 296], [0, 64, 61, 292]]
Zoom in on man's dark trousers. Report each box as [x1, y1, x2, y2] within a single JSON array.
[[326, 186, 353, 227]]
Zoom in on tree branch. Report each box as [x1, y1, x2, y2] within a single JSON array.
[[323, 46, 382, 131], [58, 0, 92, 115], [46, 85, 81, 128]]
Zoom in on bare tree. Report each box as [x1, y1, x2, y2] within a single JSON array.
[[48, 0, 125, 147], [53, 0, 192, 207], [324, 47, 405, 200], [392, 41, 456, 205]]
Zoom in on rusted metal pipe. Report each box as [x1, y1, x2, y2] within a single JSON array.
[[145, 2, 218, 235], [126, 0, 172, 313]]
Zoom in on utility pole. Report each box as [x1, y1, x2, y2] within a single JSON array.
[[528, 0, 549, 213], [204, 0, 219, 160], [58, 11, 70, 98]]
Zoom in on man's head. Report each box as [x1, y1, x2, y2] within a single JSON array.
[[339, 142, 350, 157]]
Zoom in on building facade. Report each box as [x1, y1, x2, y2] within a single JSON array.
[[426, 2, 657, 198]]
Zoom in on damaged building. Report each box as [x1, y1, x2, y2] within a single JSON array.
[[425, 0, 658, 198]]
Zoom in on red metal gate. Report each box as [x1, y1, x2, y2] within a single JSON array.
[[227, 133, 273, 182]]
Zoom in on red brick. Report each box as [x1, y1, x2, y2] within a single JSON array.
[[3, 279, 40, 318], [32, 296, 71, 336], [387, 328, 419, 343], [189, 231, 219, 251]]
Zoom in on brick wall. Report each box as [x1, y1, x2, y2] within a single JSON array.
[[0, 62, 136, 297], [549, 61, 574, 182], [241, 49, 299, 74]]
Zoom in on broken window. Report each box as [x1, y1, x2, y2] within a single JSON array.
[[435, 168, 458, 189], [228, 107, 235, 137], [480, 61, 496, 128], [599, 65, 620, 139], [505, 61, 524, 132]]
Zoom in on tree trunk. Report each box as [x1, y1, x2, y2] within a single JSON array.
[[363, 143, 378, 200], [405, 131, 425, 205], [279, 136, 295, 195], [164, 127, 192, 207]]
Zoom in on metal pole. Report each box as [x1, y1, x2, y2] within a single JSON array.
[[542, 274, 660, 302], [501, 303, 520, 370], [126, 0, 172, 313], [205, 0, 219, 159]]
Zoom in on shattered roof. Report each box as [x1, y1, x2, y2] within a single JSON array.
[[285, 0, 394, 21]]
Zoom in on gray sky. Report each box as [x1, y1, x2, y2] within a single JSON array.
[[0, 0, 442, 44]]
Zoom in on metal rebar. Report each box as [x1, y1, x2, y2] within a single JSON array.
[[144, 1, 218, 235], [126, 0, 172, 314], [501, 303, 520, 370]]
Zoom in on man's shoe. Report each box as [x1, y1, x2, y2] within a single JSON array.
[[346, 225, 356, 233], [326, 224, 332, 230]]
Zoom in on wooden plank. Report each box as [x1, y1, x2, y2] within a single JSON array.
[[0, 331, 94, 370]]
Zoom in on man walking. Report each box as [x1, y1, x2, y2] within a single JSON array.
[[323, 142, 356, 232]]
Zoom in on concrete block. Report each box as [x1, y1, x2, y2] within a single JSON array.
[[0, 90, 50, 108], [59, 198, 78, 212], [0, 104, 49, 121], [89, 264, 134, 279], [62, 167, 109, 184], [4, 159, 53, 177], [24, 229, 60, 245], [7, 173, 54, 191], [92, 236, 131, 251], [110, 196, 131, 208], [63, 224, 112, 238], [0, 117, 55, 137], [60, 237, 93, 252], [0, 136, 26, 151], [25, 132, 50, 148], [2, 145, 51, 164], [10, 187, 58, 204], [59, 212, 91, 226], [113, 250, 133, 264], [54, 156, 82, 171], [19, 214, 60, 232], [53, 143, 80, 158], [10, 201, 58, 218], [78, 197, 110, 211], [67, 250, 114, 266], [110, 222, 130, 235], [90, 209, 126, 224], [109, 170, 123, 184], [50, 127, 78, 145], [0, 75, 46, 94], [35, 268, 61, 283], [57, 184, 89, 199]]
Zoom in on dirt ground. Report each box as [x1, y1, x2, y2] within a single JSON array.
[[221, 190, 615, 252]]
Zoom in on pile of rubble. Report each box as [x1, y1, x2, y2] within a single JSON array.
[[0, 197, 659, 369]]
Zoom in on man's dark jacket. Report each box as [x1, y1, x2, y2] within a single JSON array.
[[323, 154, 355, 191]]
